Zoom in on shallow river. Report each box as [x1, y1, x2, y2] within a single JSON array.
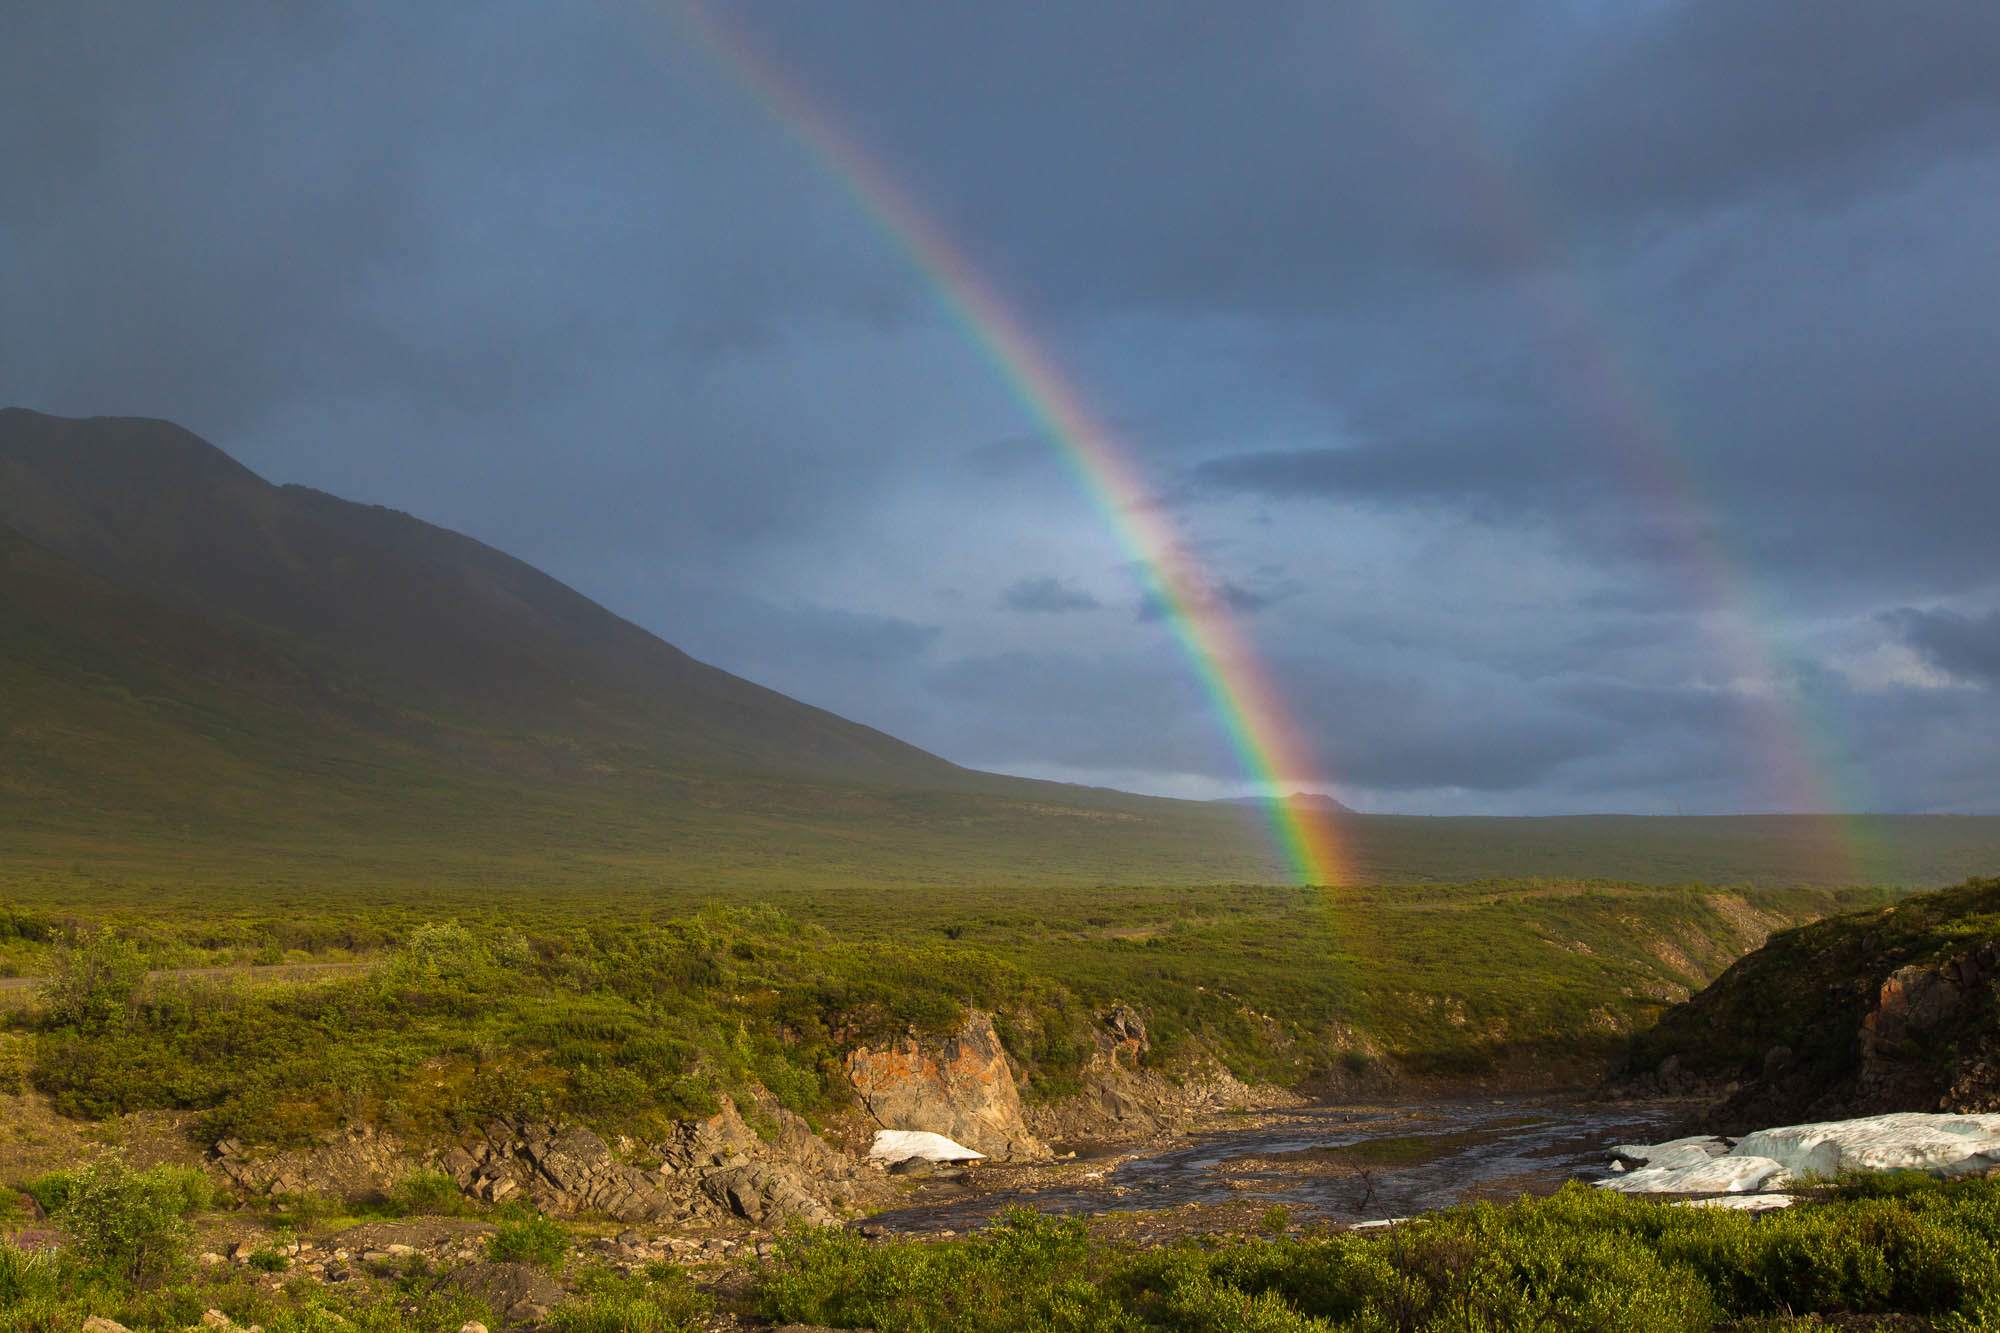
[[867, 1096, 1685, 1234]]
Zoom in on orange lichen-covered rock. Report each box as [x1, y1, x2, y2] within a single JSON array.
[[844, 1012, 1049, 1161]]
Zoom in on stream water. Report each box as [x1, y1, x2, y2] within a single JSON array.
[[866, 1096, 1685, 1234]]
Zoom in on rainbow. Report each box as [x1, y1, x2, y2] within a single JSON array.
[[666, 2, 1349, 886]]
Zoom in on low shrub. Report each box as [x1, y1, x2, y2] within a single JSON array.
[[754, 1182, 2000, 1333], [16, 1170, 77, 1217], [54, 1156, 200, 1287], [488, 1211, 570, 1271], [545, 1263, 713, 1333], [0, 1241, 60, 1309], [265, 1189, 339, 1233], [386, 1169, 467, 1216]]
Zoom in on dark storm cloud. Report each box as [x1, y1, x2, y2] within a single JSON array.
[[1194, 427, 1590, 514], [1893, 609, 2000, 687], [5, 0, 1997, 813], [1190, 146, 2000, 604], [0, 0, 925, 440], [1000, 577, 1099, 614], [1536, 1, 2000, 225]]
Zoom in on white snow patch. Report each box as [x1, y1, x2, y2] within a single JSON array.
[[1607, 1135, 1731, 1171], [869, 1130, 986, 1163], [1735, 1113, 2000, 1178], [1597, 1112, 2000, 1196], [1600, 1155, 1787, 1194]]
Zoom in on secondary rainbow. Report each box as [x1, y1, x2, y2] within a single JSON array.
[[1354, 5, 1862, 878], [665, 2, 1348, 886]]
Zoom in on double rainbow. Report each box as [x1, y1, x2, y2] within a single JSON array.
[[668, 2, 1349, 886], [662, 2, 1862, 886]]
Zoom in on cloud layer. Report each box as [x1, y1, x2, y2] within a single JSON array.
[[4, 0, 1997, 812]]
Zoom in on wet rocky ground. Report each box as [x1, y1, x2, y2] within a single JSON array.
[[862, 1094, 1692, 1242]]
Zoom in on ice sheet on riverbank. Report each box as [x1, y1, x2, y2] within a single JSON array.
[[1597, 1112, 2000, 1197], [870, 1130, 986, 1163]]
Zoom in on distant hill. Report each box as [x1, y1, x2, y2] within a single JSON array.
[[1613, 876, 2000, 1130], [1216, 792, 1355, 814]]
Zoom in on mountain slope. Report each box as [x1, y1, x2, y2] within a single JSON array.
[[0, 408, 976, 785], [1, 409, 1318, 889]]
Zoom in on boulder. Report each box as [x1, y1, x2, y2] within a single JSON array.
[[699, 1161, 837, 1227], [845, 1011, 1049, 1161]]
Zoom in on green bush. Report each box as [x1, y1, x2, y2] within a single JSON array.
[[546, 1263, 713, 1333], [16, 1170, 77, 1217], [387, 1169, 466, 1216], [488, 1212, 570, 1271], [54, 1157, 198, 1286], [265, 1190, 339, 1233], [36, 931, 147, 1033]]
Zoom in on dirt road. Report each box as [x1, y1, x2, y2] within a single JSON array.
[[0, 959, 374, 997]]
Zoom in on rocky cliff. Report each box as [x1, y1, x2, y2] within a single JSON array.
[[844, 1012, 1050, 1161], [1609, 875, 2000, 1132]]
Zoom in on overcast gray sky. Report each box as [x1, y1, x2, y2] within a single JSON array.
[[6, 0, 1999, 813]]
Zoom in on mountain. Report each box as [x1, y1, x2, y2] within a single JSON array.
[[1612, 876, 2000, 1130], [0, 408, 1312, 890], [0, 407, 967, 785]]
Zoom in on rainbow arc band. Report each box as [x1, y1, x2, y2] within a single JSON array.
[[669, 1, 1348, 886]]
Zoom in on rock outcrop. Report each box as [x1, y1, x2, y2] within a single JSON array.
[[1606, 876, 2000, 1131], [1023, 1006, 1296, 1145], [845, 1011, 1049, 1161], [214, 1093, 871, 1229], [211, 1125, 409, 1201]]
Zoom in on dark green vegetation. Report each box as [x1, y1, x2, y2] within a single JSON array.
[[1621, 875, 2000, 1126], [5, 409, 1996, 894], [13, 1163, 2000, 1332], [4, 878, 1888, 1147], [3, 1156, 709, 1332], [756, 1178, 2000, 1331]]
